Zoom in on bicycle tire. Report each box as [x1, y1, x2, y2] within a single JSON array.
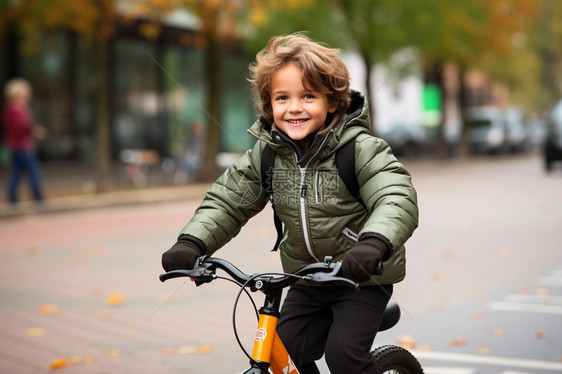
[[371, 345, 424, 374]]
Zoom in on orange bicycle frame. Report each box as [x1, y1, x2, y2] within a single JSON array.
[[250, 312, 299, 374]]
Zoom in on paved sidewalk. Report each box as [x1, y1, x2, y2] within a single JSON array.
[[0, 162, 212, 219]]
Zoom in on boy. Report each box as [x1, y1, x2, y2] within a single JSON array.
[[162, 34, 418, 373]]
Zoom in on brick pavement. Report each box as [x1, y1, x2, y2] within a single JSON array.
[[0, 195, 282, 374]]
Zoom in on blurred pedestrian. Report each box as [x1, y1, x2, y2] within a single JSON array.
[[2, 78, 48, 205]]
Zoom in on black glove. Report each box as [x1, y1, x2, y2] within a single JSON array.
[[162, 235, 205, 272], [341, 236, 390, 283]]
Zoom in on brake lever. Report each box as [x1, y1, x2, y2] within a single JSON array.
[[306, 272, 359, 289], [159, 256, 216, 286]]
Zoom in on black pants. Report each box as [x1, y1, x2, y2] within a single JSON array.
[[276, 284, 393, 374]]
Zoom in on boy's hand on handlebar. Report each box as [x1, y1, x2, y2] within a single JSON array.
[[341, 237, 388, 282], [162, 235, 205, 271]]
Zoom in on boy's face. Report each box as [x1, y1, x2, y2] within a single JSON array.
[[270, 62, 337, 152]]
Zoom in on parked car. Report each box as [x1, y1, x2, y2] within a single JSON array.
[[466, 106, 507, 154], [544, 98, 562, 171], [504, 107, 530, 153], [380, 125, 437, 159]]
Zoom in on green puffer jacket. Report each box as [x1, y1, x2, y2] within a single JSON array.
[[180, 91, 418, 285]]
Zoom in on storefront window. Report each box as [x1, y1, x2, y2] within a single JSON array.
[[221, 54, 256, 153], [113, 38, 163, 154]]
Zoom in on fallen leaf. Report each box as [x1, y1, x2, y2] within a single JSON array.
[[161, 348, 174, 356], [38, 304, 59, 315], [26, 246, 38, 255], [197, 345, 212, 354], [492, 328, 506, 336], [431, 271, 446, 281], [105, 291, 126, 307], [517, 286, 529, 294], [535, 331, 545, 339], [105, 349, 120, 357], [46, 358, 69, 370], [476, 347, 491, 354], [448, 338, 467, 347], [27, 327, 46, 336], [177, 346, 197, 355], [499, 247, 512, 258], [535, 288, 550, 297], [397, 334, 416, 349], [472, 310, 484, 319], [442, 249, 455, 260]]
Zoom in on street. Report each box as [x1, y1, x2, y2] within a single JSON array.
[[0, 153, 561, 374]]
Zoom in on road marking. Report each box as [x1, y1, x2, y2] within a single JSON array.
[[488, 301, 562, 314], [423, 367, 475, 374], [411, 350, 562, 371], [540, 276, 562, 287], [500, 371, 534, 374], [505, 294, 562, 304]]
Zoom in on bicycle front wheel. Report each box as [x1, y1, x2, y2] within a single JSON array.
[[371, 345, 424, 374]]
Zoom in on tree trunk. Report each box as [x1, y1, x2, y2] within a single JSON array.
[[199, 28, 222, 181], [94, 38, 110, 192], [458, 66, 471, 158], [361, 52, 377, 135]]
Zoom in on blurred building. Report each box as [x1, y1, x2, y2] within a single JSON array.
[[0, 18, 256, 166]]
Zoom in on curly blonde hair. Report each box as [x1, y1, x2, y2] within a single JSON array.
[[249, 33, 351, 124]]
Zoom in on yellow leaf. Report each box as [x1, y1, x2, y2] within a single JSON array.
[[38, 304, 59, 315], [431, 271, 446, 281], [105, 348, 120, 357], [27, 327, 46, 336], [105, 291, 126, 307], [535, 331, 545, 339], [397, 334, 417, 349], [197, 345, 212, 354], [177, 346, 197, 355], [47, 358, 68, 369], [448, 338, 467, 347], [472, 310, 484, 319], [476, 347, 491, 354], [492, 328, 506, 336], [161, 347, 174, 356]]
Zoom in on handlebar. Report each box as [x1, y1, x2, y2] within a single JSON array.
[[160, 255, 358, 291]]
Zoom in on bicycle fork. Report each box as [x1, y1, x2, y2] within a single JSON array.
[[244, 291, 300, 374]]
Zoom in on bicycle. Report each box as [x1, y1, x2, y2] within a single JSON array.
[[160, 255, 424, 374]]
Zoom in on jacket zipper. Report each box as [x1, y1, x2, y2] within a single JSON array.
[[297, 134, 331, 262], [299, 166, 319, 261], [342, 227, 359, 242]]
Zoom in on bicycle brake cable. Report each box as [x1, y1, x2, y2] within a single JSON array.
[[231, 272, 304, 371]]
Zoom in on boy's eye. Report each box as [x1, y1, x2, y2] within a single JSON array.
[[275, 95, 288, 101], [303, 94, 315, 100]]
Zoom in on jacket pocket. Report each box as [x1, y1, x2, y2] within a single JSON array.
[[341, 227, 358, 243]]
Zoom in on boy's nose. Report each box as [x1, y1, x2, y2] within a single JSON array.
[[288, 99, 303, 112]]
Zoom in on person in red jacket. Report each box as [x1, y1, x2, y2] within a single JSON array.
[[2, 78, 48, 205]]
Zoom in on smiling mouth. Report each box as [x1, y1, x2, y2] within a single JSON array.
[[286, 119, 309, 125]]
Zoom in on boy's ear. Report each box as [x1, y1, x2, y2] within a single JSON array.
[[329, 100, 339, 113]]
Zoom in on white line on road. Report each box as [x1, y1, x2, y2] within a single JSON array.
[[411, 350, 562, 371], [423, 367, 475, 374], [540, 276, 562, 287], [488, 301, 562, 314], [505, 294, 562, 304], [500, 371, 535, 374]]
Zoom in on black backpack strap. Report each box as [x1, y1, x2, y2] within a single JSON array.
[[335, 137, 365, 207], [261, 144, 283, 251]]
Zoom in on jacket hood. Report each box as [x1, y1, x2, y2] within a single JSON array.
[[247, 90, 372, 164]]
